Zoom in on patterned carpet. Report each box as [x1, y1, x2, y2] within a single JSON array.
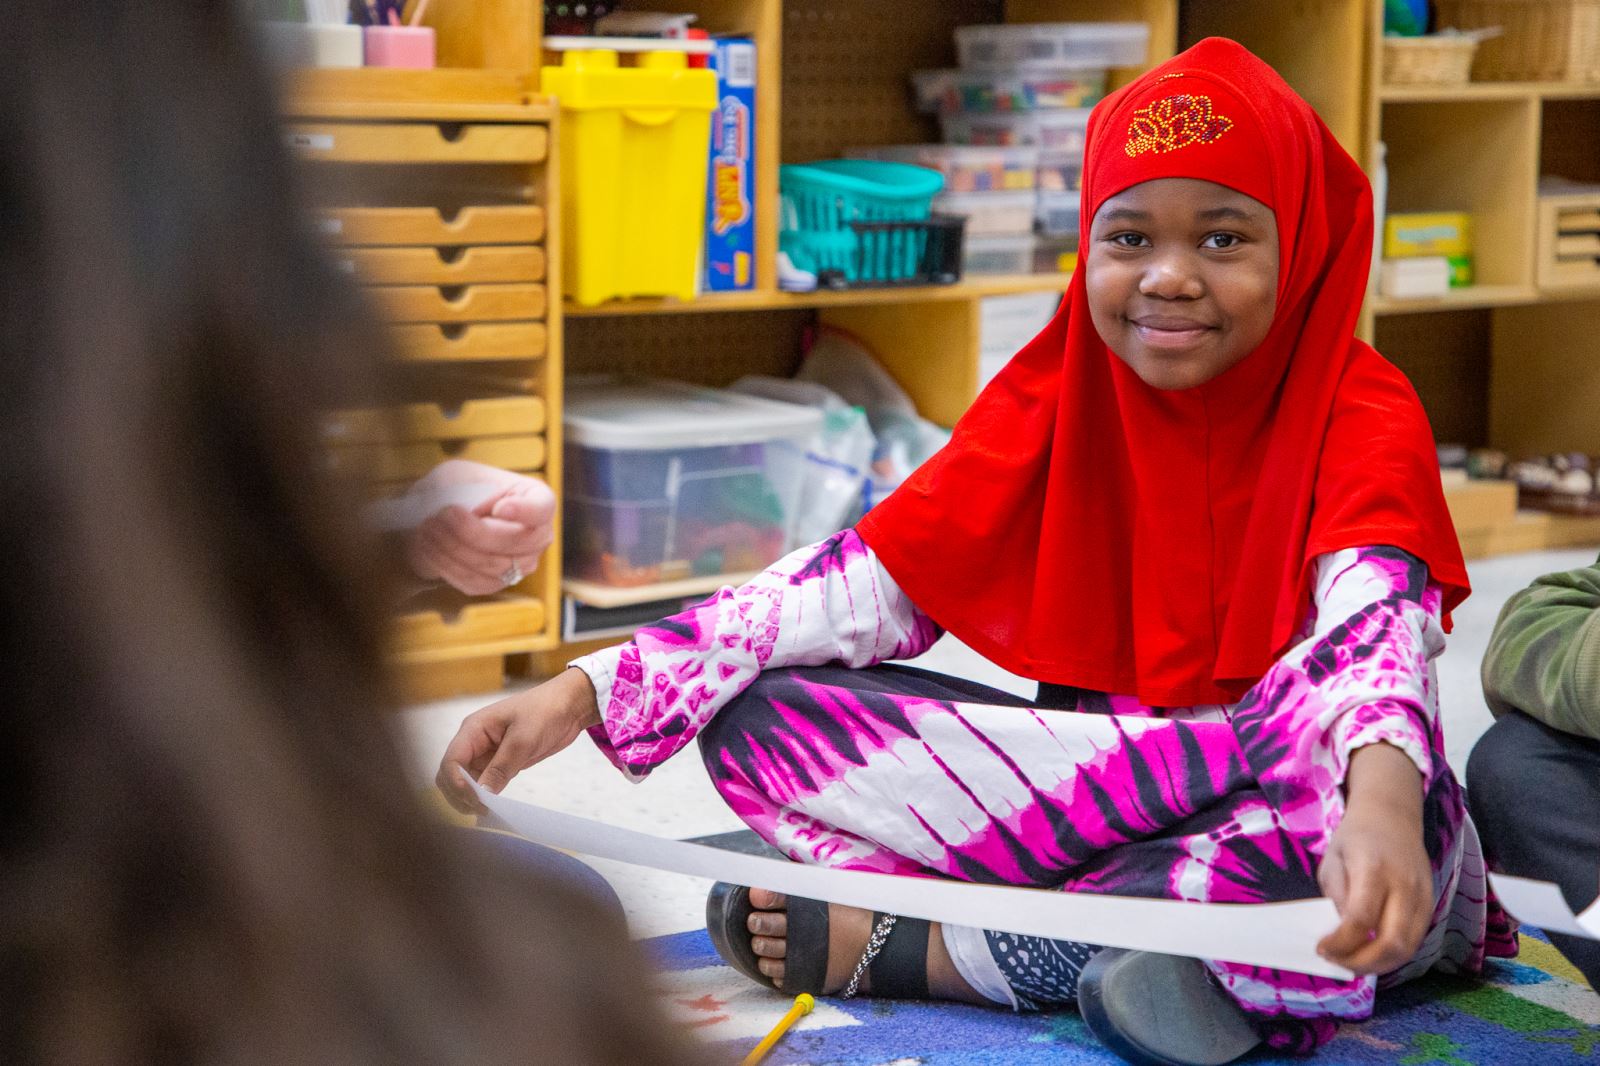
[[646, 928, 1599, 1065]]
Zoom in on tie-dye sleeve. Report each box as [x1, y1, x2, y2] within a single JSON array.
[[571, 529, 941, 781], [1227, 546, 1443, 854]]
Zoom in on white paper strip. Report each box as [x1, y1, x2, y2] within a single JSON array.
[[365, 482, 503, 533], [470, 783, 1355, 980], [1489, 873, 1600, 940]]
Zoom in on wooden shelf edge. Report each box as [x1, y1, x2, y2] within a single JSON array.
[[283, 68, 549, 121], [1380, 81, 1600, 104], [564, 572, 759, 609], [565, 273, 1073, 317], [1369, 285, 1538, 315]]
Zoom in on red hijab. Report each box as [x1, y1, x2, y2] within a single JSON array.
[[857, 38, 1469, 708]]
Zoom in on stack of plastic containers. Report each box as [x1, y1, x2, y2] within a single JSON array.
[[850, 21, 1148, 276]]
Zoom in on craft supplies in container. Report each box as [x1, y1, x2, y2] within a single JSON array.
[[963, 233, 1036, 275], [1036, 151, 1084, 192], [543, 48, 717, 306], [932, 190, 1036, 237], [845, 144, 1038, 192], [563, 379, 823, 588], [1035, 190, 1081, 238], [955, 22, 1149, 69], [912, 66, 1109, 113], [780, 159, 963, 287], [941, 108, 1091, 152], [1034, 235, 1079, 274]]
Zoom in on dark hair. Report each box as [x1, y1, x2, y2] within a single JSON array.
[[0, 4, 687, 1063]]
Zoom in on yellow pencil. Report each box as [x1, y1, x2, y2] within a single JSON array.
[[740, 994, 815, 1066]]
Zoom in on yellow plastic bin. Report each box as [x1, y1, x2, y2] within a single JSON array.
[[544, 50, 717, 306]]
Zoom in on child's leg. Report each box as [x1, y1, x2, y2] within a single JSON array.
[[1468, 710, 1600, 989]]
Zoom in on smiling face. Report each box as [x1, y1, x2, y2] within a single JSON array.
[[1086, 177, 1280, 391]]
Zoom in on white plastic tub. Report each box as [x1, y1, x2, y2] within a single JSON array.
[[941, 108, 1091, 152], [963, 233, 1037, 275], [955, 22, 1150, 70], [563, 378, 823, 587], [912, 65, 1109, 113], [933, 190, 1037, 237], [846, 143, 1038, 192]]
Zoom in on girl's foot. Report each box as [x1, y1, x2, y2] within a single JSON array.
[[744, 887, 877, 993], [707, 884, 990, 1003]]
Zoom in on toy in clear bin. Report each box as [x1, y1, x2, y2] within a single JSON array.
[[564, 378, 823, 588]]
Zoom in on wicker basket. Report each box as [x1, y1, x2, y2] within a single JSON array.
[[1435, 0, 1600, 81], [1382, 34, 1481, 84]]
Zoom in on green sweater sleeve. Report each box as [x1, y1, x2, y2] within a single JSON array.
[[1481, 553, 1600, 741]]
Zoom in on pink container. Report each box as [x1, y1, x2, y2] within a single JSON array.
[[364, 25, 436, 69]]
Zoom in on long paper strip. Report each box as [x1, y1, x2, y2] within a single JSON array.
[[471, 783, 1355, 980], [1489, 873, 1600, 940]]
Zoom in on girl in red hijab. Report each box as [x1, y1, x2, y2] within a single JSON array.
[[442, 38, 1514, 1064]]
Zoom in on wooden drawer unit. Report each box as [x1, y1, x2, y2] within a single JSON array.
[[325, 394, 547, 445], [391, 321, 548, 362], [290, 99, 561, 668], [369, 283, 548, 323], [329, 435, 546, 483], [286, 121, 548, 165], [322, 204, 546, 246], [338, 245, 547, 285], [1539, 194, 1600, 293], [395, 593, 549, 657]]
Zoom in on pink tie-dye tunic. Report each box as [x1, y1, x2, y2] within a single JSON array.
[[572, 530, 1514, 1052]]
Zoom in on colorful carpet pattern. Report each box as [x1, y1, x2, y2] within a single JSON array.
[[645, 929, 1598, 1065]]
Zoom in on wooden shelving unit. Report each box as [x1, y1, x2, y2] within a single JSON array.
[[281, 1, 568, 700]]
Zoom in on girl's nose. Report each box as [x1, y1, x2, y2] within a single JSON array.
[[1138, 252, 1204, 300]]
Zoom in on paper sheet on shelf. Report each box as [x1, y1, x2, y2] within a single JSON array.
[[1489, 873, 1600, 940], [470, 782, 1355, 980]]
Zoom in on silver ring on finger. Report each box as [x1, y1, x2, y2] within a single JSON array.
[[500, 560, 523, 587]]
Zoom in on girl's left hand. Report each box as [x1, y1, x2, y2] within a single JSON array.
[[1316, 743, 1434, 975]]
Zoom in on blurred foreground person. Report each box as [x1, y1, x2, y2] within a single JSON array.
[[0, 3, 688, 1064]]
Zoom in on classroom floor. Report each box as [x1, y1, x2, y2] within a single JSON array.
[[399, 546, 1600, 942]]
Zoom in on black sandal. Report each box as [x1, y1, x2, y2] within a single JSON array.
[[1078, 948, 1261, 1066], [705, 882, 932, 998]]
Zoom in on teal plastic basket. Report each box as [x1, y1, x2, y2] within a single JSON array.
[[780, 160, 946, 284]]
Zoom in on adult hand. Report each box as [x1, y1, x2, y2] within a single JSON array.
[[405, 460, 556, 596], [1316, 743, 1434, 975], [435, 668, 602, 815]]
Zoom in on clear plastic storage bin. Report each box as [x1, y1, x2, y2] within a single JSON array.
[[963, 233, 1036, 275], [563, 378, 823, 588], [1036, 190, 1082, 237], [846, 144, 1038, 192], [955, 22, 1150, 69], [912, 66, 1109, 112], [941, 109, 1091, 152], [1037, 151, 1084, 192], [932, 190, 1037, 237]]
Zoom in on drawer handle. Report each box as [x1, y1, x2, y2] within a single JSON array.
[[439, 323, 469, 341], [437, 246, 466, 265], [438, 285, 468, 304], [437, 123, 468, 143]]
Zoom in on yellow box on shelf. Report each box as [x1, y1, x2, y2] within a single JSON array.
[[543, 49, 716, 307]]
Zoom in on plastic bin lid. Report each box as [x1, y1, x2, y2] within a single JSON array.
[[565, 377, 824, 450]]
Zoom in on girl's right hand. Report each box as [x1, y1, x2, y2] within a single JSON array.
[[435, 668, 602, 814]]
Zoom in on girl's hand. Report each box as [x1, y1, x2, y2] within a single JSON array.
[[435, 668, 602, 814], [1316, 743, 1434, 975]]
